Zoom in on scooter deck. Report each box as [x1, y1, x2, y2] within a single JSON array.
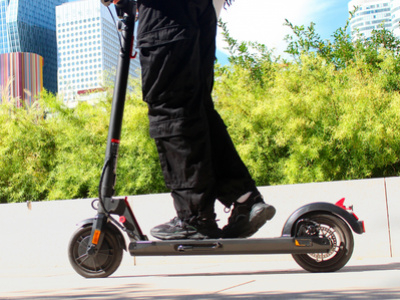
[[129, 236, 331, 256]]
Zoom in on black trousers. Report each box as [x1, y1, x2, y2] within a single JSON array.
[[137, 0, 257, 220]]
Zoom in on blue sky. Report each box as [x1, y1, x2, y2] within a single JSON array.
[[217, 0, 352, 61], [72, 0, 352, 62]]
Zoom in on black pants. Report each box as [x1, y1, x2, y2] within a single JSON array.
[[137, 0, 257, 220]]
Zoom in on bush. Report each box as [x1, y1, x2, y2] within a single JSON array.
[[0, 84, 166, 203], [214, 18, 400, 185], [2, 15, 400, 202], [0, 97, 56, 202]]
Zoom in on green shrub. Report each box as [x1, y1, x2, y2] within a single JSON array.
[[3, 14, 400, 202]]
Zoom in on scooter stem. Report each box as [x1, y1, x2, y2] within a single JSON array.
[[100, 0, 137, 204]]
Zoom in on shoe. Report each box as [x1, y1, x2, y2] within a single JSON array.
[[222, 192, 276, 238], [150, 216, 222, 240]]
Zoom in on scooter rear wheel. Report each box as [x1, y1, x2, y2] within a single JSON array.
[[292, 213, 354, 272], [68, 225, 123, 278]]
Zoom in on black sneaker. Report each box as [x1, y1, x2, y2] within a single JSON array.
[[150, 217, 222, 240], [222, 192, 276, 238]]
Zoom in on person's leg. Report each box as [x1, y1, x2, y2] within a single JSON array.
[[137, 0, 275, 239], [137, 0, 220, 239], [198, 2, 276, 238], [202, 78, 276, 238]]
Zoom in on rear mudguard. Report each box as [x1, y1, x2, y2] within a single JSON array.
[[282, 201, 365, 237], [77, 218, 127, 251]]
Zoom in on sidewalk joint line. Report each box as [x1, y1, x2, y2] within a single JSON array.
[[214, 280, 256, 294]]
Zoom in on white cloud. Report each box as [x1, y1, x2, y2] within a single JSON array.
[[217, 0, 335, 56]]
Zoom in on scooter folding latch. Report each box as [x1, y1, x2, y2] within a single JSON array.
[[176, 242, 222, 252]]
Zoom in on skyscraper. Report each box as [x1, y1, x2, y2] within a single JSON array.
[[348, 0, 400, 39], [56, 0, 140, 104], [0, 0, 9, 53], [391, 0, 400, 36], [0, 0, 67, 94]]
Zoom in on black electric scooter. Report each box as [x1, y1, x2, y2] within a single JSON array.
[[68, 0, 365, 278]]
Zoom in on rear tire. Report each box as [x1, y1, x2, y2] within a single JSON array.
[[292, 213, 354, 272], [68, 225, 123, 278]]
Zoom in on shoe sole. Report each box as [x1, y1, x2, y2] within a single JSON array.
[[240, 203, 276, 238]]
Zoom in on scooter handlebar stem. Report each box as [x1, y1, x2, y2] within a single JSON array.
[[99, 0, 136, 202]]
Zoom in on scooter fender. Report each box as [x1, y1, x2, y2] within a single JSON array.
[[281, 201, 365, 237], [77, 218, 127, 251]]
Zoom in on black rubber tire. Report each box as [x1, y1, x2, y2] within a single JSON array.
[[68, 225, 123, 278], [292, 213, 354, 273]]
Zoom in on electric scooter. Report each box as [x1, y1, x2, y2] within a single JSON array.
[[68, 0, 365, 278]]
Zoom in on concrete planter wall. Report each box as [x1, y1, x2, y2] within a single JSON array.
[[1, 177, 398, 269]]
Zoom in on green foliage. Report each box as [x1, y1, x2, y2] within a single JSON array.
[[3, 13, 400, 202], [218, 21, 275, 87], [0, 97, 56, 202], [43, 93, 108, 200], [214, 15, 400, 185], [284, 8, 400, 71], [0, 82, 165, 203]]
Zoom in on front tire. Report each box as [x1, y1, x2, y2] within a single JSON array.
[[292, 213, 354, 272], [68, 225, 123, 278]]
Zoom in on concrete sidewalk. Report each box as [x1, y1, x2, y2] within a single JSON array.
[[1, 177, 400, 298], [1, 257, 400, 299]]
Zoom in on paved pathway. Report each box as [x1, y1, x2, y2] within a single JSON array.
[[1, 257, 400, 299]]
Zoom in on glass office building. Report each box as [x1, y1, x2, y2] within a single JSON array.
[[391, 0, 400, 36], [0, 0, 9, 53], [348, 0, 400, 38], [56, 0, 140, 104], [0, 0, 67, 94]]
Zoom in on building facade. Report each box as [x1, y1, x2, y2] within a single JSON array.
[[0, 0, 67, 94], [391, 0, 400, 36], [0, 52, 43, 106], [56, 0, 140, 104], [348, 0, 400, 38]]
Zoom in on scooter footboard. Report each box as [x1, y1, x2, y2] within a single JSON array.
[[129, 236, 331, 256]]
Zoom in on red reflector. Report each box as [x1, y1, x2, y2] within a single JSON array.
[[119, 216, 126, 223], [335, 198, 346, 209], [111, 139, 120, 144]]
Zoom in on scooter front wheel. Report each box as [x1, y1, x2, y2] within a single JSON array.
[[68, 225, 123, 278], [292, 213, 354, 273]]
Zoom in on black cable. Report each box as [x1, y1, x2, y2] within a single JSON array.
[[98, 158, 111, 212]]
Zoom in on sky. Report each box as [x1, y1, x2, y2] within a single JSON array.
[[68, 0, 353, 61], [216, 0, 352, 60]]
